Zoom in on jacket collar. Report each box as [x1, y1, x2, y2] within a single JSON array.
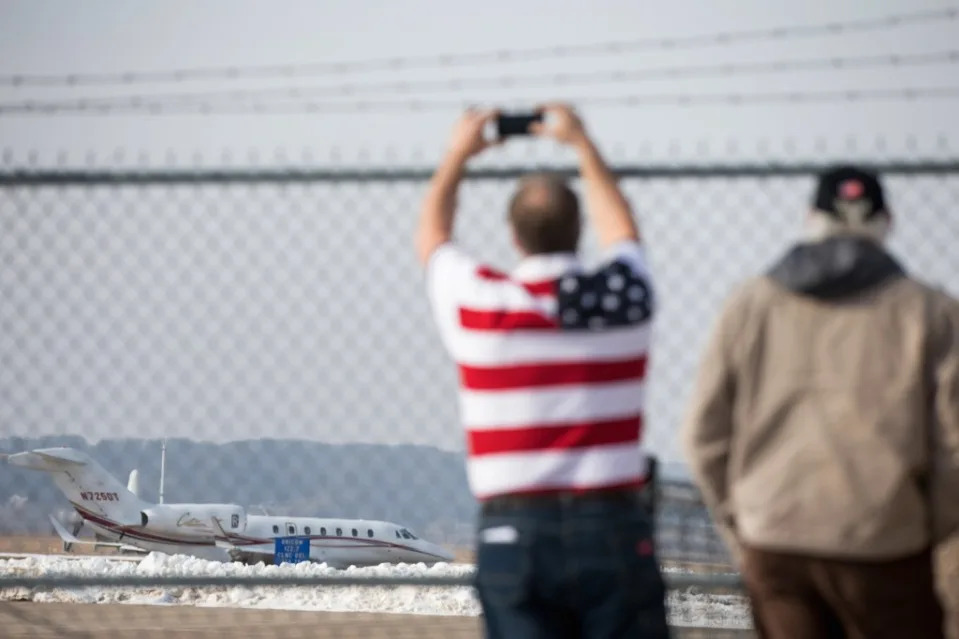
[[767, 235, 905, 299]]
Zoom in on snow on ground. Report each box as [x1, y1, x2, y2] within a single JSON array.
[[0, 553, 752, 629]]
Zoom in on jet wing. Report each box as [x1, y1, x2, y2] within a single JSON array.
[[216, 540, 276, 554], [49, 515, 146, 554], [210, 516, 278, 557], [210, 515, 231, 541]]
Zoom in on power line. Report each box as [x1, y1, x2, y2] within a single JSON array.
[[4, 50, 956, 114], [1, 7, 956, 87], [2, 86, 957, 117]]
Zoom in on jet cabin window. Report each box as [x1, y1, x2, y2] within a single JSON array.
[[352, 528, 358, 537], [336, 528, 342, 536], [304, 526, 311, 535], [367, 529, 374, 538], [287, 525, 295, 535], [320, 527, 326, 536], [272, 525, 279, 534]]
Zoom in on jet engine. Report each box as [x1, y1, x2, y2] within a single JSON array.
[[139, 503, 247, 535]]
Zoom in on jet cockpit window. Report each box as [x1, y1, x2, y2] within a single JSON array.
[[395, 530, 401, 538], [399, 528, 416, 540]]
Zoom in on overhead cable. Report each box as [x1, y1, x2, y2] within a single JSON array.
[[0, 7, 955, 87], [4, 50, 955, 113]]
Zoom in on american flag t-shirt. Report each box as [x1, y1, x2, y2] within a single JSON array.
[[427, 241, 655, 500]]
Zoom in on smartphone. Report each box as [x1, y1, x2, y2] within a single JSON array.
[[496, 112, 543, 138]]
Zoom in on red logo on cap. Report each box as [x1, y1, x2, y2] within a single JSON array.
[[840, 179, 864, 199]]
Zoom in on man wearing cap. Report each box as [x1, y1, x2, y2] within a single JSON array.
[[682, 165, 959, 638]]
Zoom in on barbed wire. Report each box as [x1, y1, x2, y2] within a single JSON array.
[[4, 50, 956, 114], [3, 85, 957, 117], [1, 7, 956, 87]]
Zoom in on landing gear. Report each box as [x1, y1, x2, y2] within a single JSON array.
[[226, 549, 269, 566]]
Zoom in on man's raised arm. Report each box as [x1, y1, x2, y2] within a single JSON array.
[[531, 104, 640, 248], [416, 109, 499, 265]]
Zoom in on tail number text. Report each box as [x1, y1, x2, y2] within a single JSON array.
[[80, 492, 120, 502]]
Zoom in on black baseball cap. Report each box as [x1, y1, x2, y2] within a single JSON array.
[[812, 165, 887, 220]]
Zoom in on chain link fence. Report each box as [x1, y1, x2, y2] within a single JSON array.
[[1, 150, 957, 637]]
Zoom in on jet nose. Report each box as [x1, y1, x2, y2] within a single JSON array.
[[418, 541, 455, 563]]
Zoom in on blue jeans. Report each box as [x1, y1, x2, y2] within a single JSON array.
[[475, 492, 670, 639]]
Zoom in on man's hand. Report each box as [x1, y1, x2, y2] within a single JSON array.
[[529, 103, 589, 148], [446, 108, 499, 161], [532, 102, 639, 247], [416, 109, 498, 265]]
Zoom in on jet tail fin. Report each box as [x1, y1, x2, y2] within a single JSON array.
[[10, 448, 148, 527], [9, 448, 89, 470]]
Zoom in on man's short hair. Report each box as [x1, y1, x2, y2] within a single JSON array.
[[508, 174, 581, 255]]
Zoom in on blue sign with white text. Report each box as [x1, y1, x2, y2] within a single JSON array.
[[274, 536, 310, 565]]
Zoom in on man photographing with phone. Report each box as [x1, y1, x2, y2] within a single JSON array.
[[416, 104, 670, 638]]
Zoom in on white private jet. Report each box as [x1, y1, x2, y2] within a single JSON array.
[[5, 447, 454, 567]]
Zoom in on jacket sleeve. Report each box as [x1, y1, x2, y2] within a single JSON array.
[[681, 288, 746, 565], [931, 295, 959, 637], [931, 294, 959, 545]]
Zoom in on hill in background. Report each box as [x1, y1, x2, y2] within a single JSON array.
[[1, 435, 695, 546], [0, 436, 476, 543]]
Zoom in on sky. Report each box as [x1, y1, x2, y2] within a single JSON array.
[[0, 0, 957, 469], [1, 0, 957, 164]]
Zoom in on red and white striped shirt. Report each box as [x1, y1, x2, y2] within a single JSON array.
[[427, 241, 655, 500]]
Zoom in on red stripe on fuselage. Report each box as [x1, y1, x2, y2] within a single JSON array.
[[72, 503, 215, 546], [71, 503, 440, 556]]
